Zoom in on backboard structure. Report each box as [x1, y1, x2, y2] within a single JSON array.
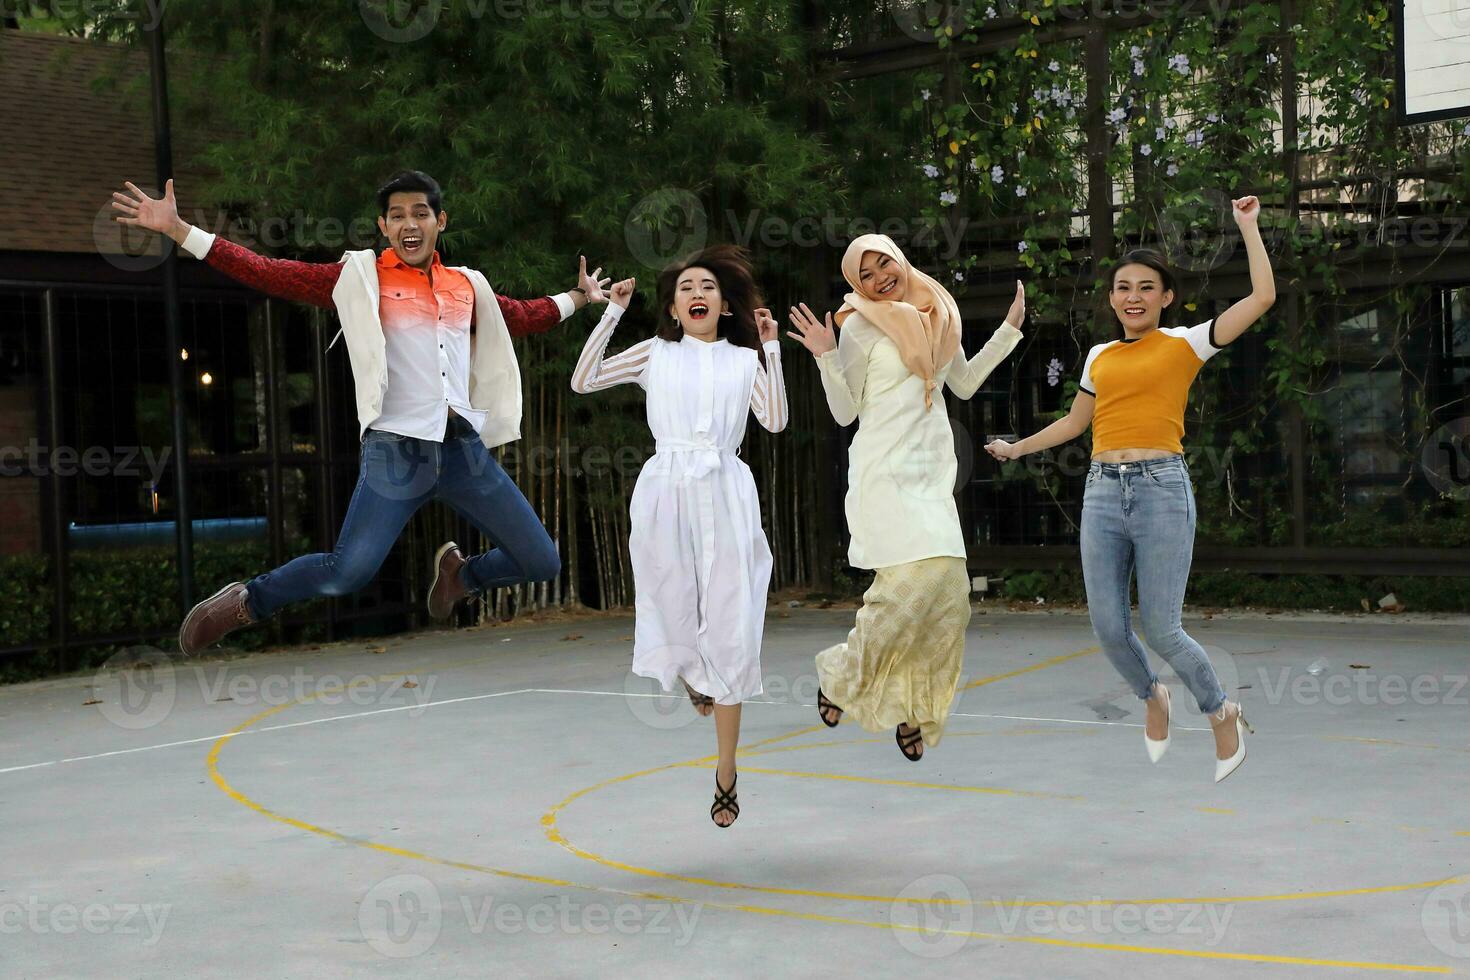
[[1395, 0, 1470, 123]]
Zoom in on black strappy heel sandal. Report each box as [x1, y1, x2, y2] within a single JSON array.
[[895, 723, 924, 762], [683, 680, 714, 717], [816, 688, 843, 728], [711, 772, 739, 828]]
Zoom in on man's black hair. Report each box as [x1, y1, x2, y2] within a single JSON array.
[[376, 170, 443, 216]]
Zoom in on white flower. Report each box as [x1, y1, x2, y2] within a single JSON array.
[[1169, 53, 1190, 75], [985, 5, 997, 17], [967, 159, 980, 173], [1266, 52, 1278, 65], [1464, 122, 1470, 137], [1165, 117, 1178, 130], [1166, 162, 1179, 177], [1009, 102, 1019, 114], [1017, 241, 1029, 253], [923, 164, 940, 178], [1185, 129, 1205, 149], [991, 165, 1005, 183], [1129, 45, 1142, 57], [1048, 59, 1060, 72], [953, 270, 966, 283], [1133, 60, 1146, 77], [1016, 186, 1028, 197], [1108, 106, 1127, 124], [1206, 112, 1219, 123], [1046, 356, 1064, 386], [940, 190, 958, 206], [1140, 143, 1152, 156], [1155, 126, 1166, 141], [920, 88, 931, 101], [1066, 106, 1076, 120]]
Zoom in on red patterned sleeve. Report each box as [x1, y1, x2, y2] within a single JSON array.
[[203, 237, 343, 309], [494, 294, 563, 338]]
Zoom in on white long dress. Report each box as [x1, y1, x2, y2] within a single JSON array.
[[571, 305, 788, 705]]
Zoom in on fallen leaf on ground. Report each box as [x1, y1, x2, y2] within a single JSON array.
[[1350, 664, 1371, 669], [401, 680, 418, 689], [562, 633, 583, 641], [82, 698, 101, 705]]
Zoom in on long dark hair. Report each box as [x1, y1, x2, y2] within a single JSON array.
[[1100, 247, 1180, 333], [655, 245, 764, 362]]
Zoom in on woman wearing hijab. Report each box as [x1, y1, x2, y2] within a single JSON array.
[[788, 234, 1025, 760]]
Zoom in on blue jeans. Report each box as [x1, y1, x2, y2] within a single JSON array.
[[1079, 454, 1226, 714], [244, 415, 560, 619]]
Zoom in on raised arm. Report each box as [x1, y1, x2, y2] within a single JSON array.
[[498, 254, 616, 338], [1211, 196, 1276, 347], [113, 180, 341, 307], [749, 309, 788, 433], [947, 280, 1026, 399], [789, 303, 864, 426], [570, 278, 653, 393]]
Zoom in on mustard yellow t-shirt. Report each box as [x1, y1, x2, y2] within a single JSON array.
[[1078, 321, 1222, 455]]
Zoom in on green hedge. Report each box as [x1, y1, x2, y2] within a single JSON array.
[[0, 542, 332, 682]]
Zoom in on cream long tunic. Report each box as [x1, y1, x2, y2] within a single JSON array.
[[571, 306, 788, 705], [817, 313, 1022, 569]]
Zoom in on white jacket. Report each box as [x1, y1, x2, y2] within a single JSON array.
[[331, 249, 529, 448]]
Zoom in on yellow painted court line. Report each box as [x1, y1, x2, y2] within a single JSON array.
[[1197, 807, 1235, 815], [202, 649, 1464, 974], [542, 652, 1470, 918], [1327, 736, 1470, 753], [960, 646, 1101, 690]]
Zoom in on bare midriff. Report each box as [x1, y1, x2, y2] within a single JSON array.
[[1092, 447, 1178, 463]]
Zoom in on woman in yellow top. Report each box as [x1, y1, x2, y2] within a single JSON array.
[[986, 196, 1275, 783], [789, 234, 1024, 761]]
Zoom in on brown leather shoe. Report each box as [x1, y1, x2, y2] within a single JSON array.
[[178, 582, 255, 656], [427, 541, 471, 619]]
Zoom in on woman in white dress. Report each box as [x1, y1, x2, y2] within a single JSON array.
[[570, 245, 787, 827], [788, 234, 1024, 761]]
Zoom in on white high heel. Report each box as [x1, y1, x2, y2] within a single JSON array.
[[1145, 683, 1171, 763], [1212, 701, 1253, 783]]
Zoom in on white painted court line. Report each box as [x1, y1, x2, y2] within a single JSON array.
[[0, 686, 1206, 776]]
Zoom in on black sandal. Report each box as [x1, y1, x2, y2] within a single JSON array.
[[711, 772, 739, 828], [896, 723, 924, 762], [683, 680, 714, 716], [816, 688, 843, 728]]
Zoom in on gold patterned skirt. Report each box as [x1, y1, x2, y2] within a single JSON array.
[[814, 556, 971, 748]]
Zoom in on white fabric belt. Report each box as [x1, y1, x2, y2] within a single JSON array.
[[654, 439, 734, 482]]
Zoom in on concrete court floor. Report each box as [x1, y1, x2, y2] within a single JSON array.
[[1, 606, 1467, 979]]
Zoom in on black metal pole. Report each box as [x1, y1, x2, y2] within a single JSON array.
[[41, 290, 70, 671], [146, 14, 194, 611], [311, 310, 339, 641]]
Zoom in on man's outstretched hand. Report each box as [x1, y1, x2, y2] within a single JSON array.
[[112, 179, 191, 244], [575, 255, 614, 306]]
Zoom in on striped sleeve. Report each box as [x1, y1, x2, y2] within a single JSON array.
[[750, 340, 788, 433], [569, 305, 653, 393]]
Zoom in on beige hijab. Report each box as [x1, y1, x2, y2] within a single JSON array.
[[835, 234, 961, 411]]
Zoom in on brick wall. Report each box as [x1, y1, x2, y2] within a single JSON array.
[[0, 385, 42, 555]]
